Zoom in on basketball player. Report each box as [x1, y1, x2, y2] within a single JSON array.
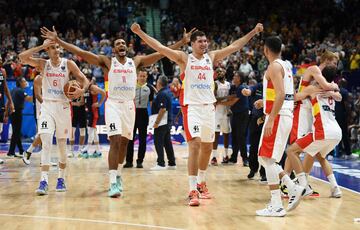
[[131, 22, 263, 206], [41, 26, 195, 197], [0, 56, 15, 164], [286, 65, 343, 198], [211, 67, 231, 166], [81, 71, 106, 158], [285, 51, 340, 196], [256, 36, 305, 217], [19, 39, 89, 195]]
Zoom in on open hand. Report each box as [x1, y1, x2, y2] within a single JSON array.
[[41, 26, 59, 42], [183, 27, 197, 44]]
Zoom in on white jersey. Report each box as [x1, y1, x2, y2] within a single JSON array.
[[215, 80, 231, 115], [263, 58, 294, 116], [107, 57, 136, 101], [311, 95, 342, 140], [42, 58, 70, 102], [179, 53, 216, 105]]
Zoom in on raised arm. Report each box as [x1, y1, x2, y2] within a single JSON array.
[[41, 26, 109, 69], [18, 40, 51, 70], [131, 23, 187, 70], [209, 23, 263, 63], [135, 28, 196, 69]]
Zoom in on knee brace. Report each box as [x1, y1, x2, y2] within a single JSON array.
[[57, 138, 67, 164], [260, 157, 280, 185], [40, 133, 53, 166], [79, 128, 86, 136]]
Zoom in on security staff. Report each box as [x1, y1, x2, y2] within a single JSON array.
[[124, 69, 155, 168], [7, 77, 32, 157]]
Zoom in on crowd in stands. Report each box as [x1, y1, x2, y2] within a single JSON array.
[[0, 0, 359, 154]]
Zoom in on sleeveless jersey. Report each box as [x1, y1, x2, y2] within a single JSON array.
[[263, 59, 294, 116], [107, 57, 136, 101], [179, 53, 216, 105], [42, 58, 70, 102], [311, 95, 342, 140], [215, 80, 231, 115]]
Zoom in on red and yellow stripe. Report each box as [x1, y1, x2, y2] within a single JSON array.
[[311, 98, 325, 140], [265, 80, 275, 114], [179, 72, 185, 106]]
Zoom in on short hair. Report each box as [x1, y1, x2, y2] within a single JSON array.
[[321, 65, 337, 83], [320, 50, 338, 64], [264, 36, 282, 54], [158, 75, 168, 87], [190, 31, 206, 42], [16, 77, 25, 87], [233, 71, 246, 83]]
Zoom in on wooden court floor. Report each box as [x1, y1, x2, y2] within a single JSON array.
[[0, 144, 359, 230]]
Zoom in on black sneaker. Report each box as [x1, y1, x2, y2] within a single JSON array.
[[136, 163, 143, 168], [22, 151, 32, 165], [260, 175, 267, 184], [222, 156, 230, 164], [7, 152, 15, 157], [242, 159, 249, 167], [123, 163, 133, 168], [247, 171, 256, 180]]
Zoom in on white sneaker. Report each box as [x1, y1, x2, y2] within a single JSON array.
[[302, 184, 314, 197], [256, 204, 286, 217], [330, 186, 342, 198], [167, 165, 177, 170], [287, 185, 305, 211], [0, 159, 4, 164], [150, 165, 167, 171], [67, 152, 75, 158]]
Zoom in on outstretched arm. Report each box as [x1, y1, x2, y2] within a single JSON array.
[[131, 23, 187, 69], [209, 23, 263, 63], [135, 28, 196, 69], [41, 26, 109, 69]]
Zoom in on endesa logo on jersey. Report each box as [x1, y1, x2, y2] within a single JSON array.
[[190, 65, 211, 71], [113, 69, 133, 74], [190, 83, 211, 90], [113, 86, 135, 91], [48, 89, 64, 95]]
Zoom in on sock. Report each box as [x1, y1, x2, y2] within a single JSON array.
[[27, 144, 35, 153], [109, 170, 117, 184], [224, 148, 229, 157], [118, 163, 123, 176], [58, 168, 65, 179], [41, 171, 49, 183], [197, 170, 206, 184], [270, 189, 282, 207], [327, 174, 338, 188], [189, 176, 197, 191], [82, 145, 89, 152], [212, 150, 218, 158], [281, 174, 295, 191], [296, 172, 307, 187]]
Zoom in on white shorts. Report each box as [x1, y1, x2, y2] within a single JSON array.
[[258, 114, 293, 163], [36, 99, 41, 120], [105, 99, 135, 140], [290, 104, 312, 143], [215, 115, 231, 133], [181, 104, 215, 143], [296, 133, 340, 158], [38, 101, 72, 139]]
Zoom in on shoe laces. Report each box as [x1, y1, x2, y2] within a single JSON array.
[[189, 190, 199, 199], [39, 181, 47, 189], [198, 182, 208, 193]]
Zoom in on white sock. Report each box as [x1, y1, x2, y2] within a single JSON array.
[[270, 189, 282, 207], [41, 171, 49, 182], [212, 150, 218, 158], [197, 170, 206, 184], [327, 174, 338, 188], [118, 163, 123, 176], [27, 144, 35, 153], [281, 174, 295, 191], [224, 148, 229, 157], [109, 170, 117, 184], [58, 168, 65, 179], [297, 172, 307, 187], [189, 176, 197, 191]]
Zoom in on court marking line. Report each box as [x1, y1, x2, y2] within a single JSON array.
[[310, 175, 360, 195], [0, 213, 184, 230]]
